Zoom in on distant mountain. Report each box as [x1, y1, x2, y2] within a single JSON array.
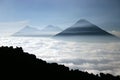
[[54, 19, 119, 42], [39, 25, 62, 36], [13, 25, 62, 37], [12, 26, 41, 36], [41, 25, 62, 32]]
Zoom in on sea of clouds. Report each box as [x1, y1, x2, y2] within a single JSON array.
[[0, 37, 120, 75]]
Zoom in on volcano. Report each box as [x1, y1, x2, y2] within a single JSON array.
[[54, 19, 119, 42], [55, 19, 114, 36]]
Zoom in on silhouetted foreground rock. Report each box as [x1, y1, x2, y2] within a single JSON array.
[[0, 46, 120, 79]]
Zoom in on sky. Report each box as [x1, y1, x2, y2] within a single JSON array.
[[0, 0, 120, 75], [0, 0, 120, 36]]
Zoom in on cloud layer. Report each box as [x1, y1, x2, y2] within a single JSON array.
[[0, 37, 120, 75]]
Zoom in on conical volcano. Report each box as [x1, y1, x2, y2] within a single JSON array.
[[54, 19, 119, 42], [55, 19, 114, 36]]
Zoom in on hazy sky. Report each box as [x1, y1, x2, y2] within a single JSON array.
[[0, 0, 120, 35]]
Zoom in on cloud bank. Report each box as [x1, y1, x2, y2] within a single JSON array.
[[111, 30, 120, 37], [0, 37, 120, 75]]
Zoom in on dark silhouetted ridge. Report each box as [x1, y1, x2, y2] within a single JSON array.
[[0, 46, 120, 79]]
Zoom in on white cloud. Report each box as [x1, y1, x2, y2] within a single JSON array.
[[111, 30, 120, 37], [0, 20, 29, 36], [0, 37, 120, 75]]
